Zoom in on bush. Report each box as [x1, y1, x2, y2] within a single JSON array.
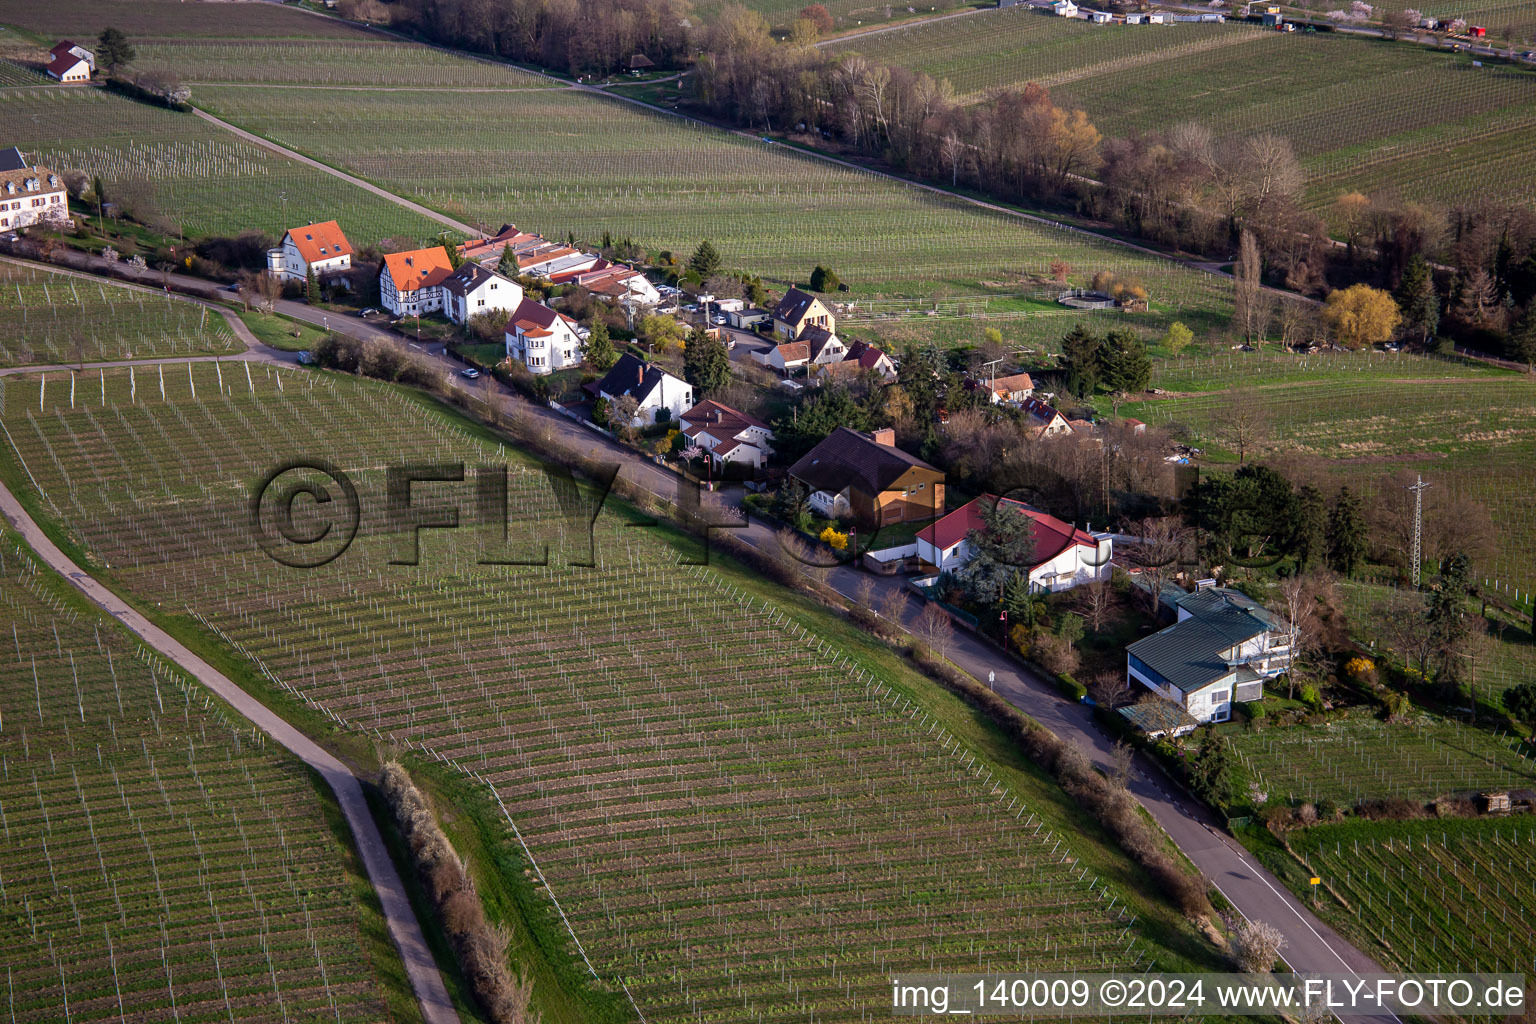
[[1056, 673, 1087, 701], [1031, 632, 1080, 676], [1299, 684, 1322, 711], [1227, 917, 1287, 973]]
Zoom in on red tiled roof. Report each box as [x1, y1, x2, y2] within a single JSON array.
[[775, 342, 810, 363], [916, 495, 1096, 562], [46, 50, 88, 77], [681, 399, 768, 436], [991, 372, 1034, 394], [285, 220, 353, 266]]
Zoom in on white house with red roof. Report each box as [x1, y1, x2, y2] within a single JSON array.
[[1019, 396, 1074, 437], [379, 246, 454, 317], [679, 399, 775, 470], [916, 495, 1112, 591], [267, 220, 354, 285], [504, 297, 583, 374], [45, 42, 93, 82], [550, 260, 661, 306]]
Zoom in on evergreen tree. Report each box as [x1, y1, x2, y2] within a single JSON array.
[[1395, 254, 1439, 346], [772, 386, 867, 462], [1508, 307, 1536, 368], [582, 319, 616, 370], [688, 240, 722, 280], [1293, 484, 1327, 572], [1059, 323, 1103, 398], [809, 265, 840, 292], [1503, 682, 1536, 739], [1187, 731, 1234, 807], [96, 27, 135, 74], [1427, 551, 1472, 680], [958, 498, 1038, 605], [896, 346, 946, 426], [683, 327, 732, 396], [771, 478, 810, 530], [1326, 486, 1367, 576], [497, 246, 517, 277], [746, 278, 768, 308], [601, 230, 613, 250], [1002, 571, 1033, 621], [305, 265, 320, 304], [1100, 329, 1151, 393]]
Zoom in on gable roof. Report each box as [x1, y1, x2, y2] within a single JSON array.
[[503, 296, 575, 335], [284, 220, 353, 265], [772, 287, 820, 325], [916, 495, 1096, 561], [1020, 395, 1065, 426], [382, 246, 453, 293], [681, 399, 768, 438], [1127, 587, 1284, 693], [773, 341, 810, 364], [594, 353, 680, 405], [46, 51, 89, 77], [0, 147, 27, 173], [443, 261, 513, 297], [789, 427, 939, 498], [991, 372, 1034, 394], [802, 324, 842, 359], [843, 340, 892, 370]]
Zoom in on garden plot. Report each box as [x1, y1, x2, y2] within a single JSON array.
[[1226, 712, 1536, 807], [1288, 818, 1536, 972], [0, 262, 242, 366], [0, 365, 1157, 1023], [192, 83, 1233, 307], [0, 538, 393, 1023], [0, 87, 446, 244]]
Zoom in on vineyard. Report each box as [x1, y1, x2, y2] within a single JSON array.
[[1226, 711, 1536, 807], [0, 537, 399, 1022], [1285, 818, 1536, 973], [193, 83, 1234, 306], [0, 262, 242, 366], [0, 0, 367, 39], [0, 365, 1188, 1023], [836, 13, 1536, 211], [136, 39, 553, 89], [0, 88, 446, 244]]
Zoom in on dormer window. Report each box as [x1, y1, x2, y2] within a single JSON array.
[[4, 182, 12, 194], [47, 175, 57, 188]]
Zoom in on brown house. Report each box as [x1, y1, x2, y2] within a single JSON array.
[[788, 427, 945, 528]]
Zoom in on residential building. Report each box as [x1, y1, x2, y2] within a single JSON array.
[[379, 246, 454, 317], [504, 297, 583, 374], [443, 262, 522, 325], [0, 152, 68, 231], [457, 224, 538, 266], [771, 287, 836, 340], [788, 427, 944, 527], [46, 41, 93, 82], [680, 399, 775, 471], [802, 325, 846, 365], [1019, 396, 1074, 437], [1125, 583, 1292, 724], [594, 354, 693, 426], [266, 220, 353, 285], [985, 372, 1035, 404], [840, 340, 897, 379], [552, 260, 661, 306], [915, 495, 1112, 590], [753, 341, 810, 374]]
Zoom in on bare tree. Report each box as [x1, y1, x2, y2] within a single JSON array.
[[1276, 297, 1313, 350], [853, 574, 875, 610], [1273, 572, 1329, 698], [1218, 404, 1271, 466], [1233, 228, 1265, 343], [913, 601, 956, 660], [879, 586, 909, 624], [1109, 740, 1135, 789], [257, 270, 283, 313], [1125, 516, 1189, 616], [1082, 581, 1111, 633]]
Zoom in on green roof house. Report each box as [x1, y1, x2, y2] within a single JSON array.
[[1125, 583, 1291, 725]]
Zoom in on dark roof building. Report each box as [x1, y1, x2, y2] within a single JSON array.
[[788, 427, 945, 527]]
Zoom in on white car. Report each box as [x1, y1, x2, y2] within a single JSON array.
[[779, 378, 804, 393], [460, 368, 481, 379]]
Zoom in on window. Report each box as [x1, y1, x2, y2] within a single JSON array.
[[1, 219, 7, 228], [917, 482, 925, 490]]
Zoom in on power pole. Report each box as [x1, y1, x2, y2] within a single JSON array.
[[1408, 474, 1431, 588]]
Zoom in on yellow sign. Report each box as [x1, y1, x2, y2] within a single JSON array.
[[1309, 877, 1321, 885]]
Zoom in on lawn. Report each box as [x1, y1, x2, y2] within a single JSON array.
[[0, 87, 449, 245], [833, 12, 1536, 212], [0, 362, 1223, 1023], [0, 260, 242, 365], [191, 83, 1235, 309], [0, 530, 413, 1023], [238, 308, 329, 351]]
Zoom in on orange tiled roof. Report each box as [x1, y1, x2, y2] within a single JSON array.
[[382, 246, 453, 293], [285, 220, 353, 265]]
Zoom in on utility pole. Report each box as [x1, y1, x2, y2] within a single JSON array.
[[1408, 474, 1431, 588]]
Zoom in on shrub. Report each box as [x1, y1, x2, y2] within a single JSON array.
[[1299, 684, 1322, 711], [1031, 632, 1080, 676], [1056, 673, 1087, 701], [1227, 917, 1287, 973], [818, 525, 848, 550]]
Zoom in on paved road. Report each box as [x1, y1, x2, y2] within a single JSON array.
[[0, 478, 463, 1024]]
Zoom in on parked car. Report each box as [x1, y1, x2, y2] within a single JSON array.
[[460, 368, 481, 379], [713, 315, 727, 325], [359, 307, 380, 317]]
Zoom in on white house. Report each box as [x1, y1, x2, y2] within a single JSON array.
[[1020, 396, 1074, 437], [594, 354, 693, 426], [504, 297, 583, 374], [267, 220, 354, 285], [1052, 0, 1079, 16], [915, 495, 1112, 591], [752, 340, 810, 374], [46, 42, 93, 82], [555, 261, 661, 306], [379, 246, 454, 317], [1125, 584, 1292, 724], [0, 151, 69, 231], [679, 399, 775, 470], [1086, 8, 1113, 21], [443, 262, 522, 325], [803, 325, 846, 366]]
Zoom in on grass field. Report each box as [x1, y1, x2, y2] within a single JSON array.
[[0, 535, 407, 1022], [0, 262, 243, 366], [834, 13, 1536, 211], [0, 87, 448, 244], [0, 364, 1212, 1023], [192, 82, 1234, 306], [1226, 710, 1536, 807], [1280, 817, 1536, 973]]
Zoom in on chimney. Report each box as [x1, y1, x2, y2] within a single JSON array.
[[637, 364, 644, 387], [870, 427, 896, 447]]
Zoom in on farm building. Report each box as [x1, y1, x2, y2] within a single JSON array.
[[968, 371, 1035, 405], [443, 262, 522, 326], [0, 151, 69, 231], [266, 220, 353, 285], [379, 246, 454, 317], [504, 297, 582, 373], [593, 354, 693, 425], [45, 41, 93, 82], [680, 399, 776, 471], [771, 287, 836, 341], [915, 495, 1112, 588], [789, 427, 944, 527], [1125, 583, 1293, 724]]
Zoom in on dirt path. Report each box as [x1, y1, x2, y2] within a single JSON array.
[[0, 480, 462, 1024]]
